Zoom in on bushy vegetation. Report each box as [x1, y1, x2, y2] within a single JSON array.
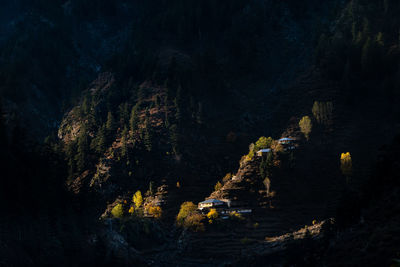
[[245, 136, 274, 161], [176, 202, 205, 231]]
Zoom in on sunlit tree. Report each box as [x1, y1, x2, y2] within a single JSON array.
[[132, 190, 143, 209], [299, 116, 312, 140], [254, 136, 273, 151], [147, 205, 162, 219], [176, 201, 197, 226], [207, 208, 218, 224], [340, 152, 352, 183], [111, 203, 124, 218]]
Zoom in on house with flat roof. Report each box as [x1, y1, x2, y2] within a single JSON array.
[[198, 199, 227, 210], [278, 137, 295, 145], [257, 148, 271, 157]]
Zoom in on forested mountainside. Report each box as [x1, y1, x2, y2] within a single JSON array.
[[1, 0, 400, 266]]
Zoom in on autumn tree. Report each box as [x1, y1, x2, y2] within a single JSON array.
[[340, 152, 352, 183], [176, 201, 197, 226], [207, 208, 218, 224], [132, 190, 143, 209], [111, 203, 124, 218], [146, 205, 162, 218], [299, 116, 312, 140]]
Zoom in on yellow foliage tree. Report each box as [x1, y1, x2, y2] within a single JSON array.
[[340, 152, 352, 183], [207, 208, 218, 224], [111, 203, 124, 218], [128, 206, 135, 215], [147, 205, 162, 219], [176, 201, 197, 226], [132, 190, 143, 209], [184, 213, 205, 232], [214, 181, 223, 191], [299, 116, 312, 140]]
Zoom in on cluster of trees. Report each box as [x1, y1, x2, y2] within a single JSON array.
[[110, 190, 163, 219], [246, 136, 274, 160], [176, 202, 205, 232]]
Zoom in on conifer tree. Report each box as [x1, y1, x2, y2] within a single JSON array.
[[106, 111, 115, 141], [119, 103, 129, 126], [169, 124, 179, 154], [75, 125, 89, 172], [91, 124, 106, 154], [143, 117, 153, 152], [174, 92, 182, 124], [129, 106, 139, 133], [121, 126, 128, 158]]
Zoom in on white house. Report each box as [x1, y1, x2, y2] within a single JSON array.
[[198, 199, 226, 210], [257, 148, 271, 157], [278, 137, 295, 145]]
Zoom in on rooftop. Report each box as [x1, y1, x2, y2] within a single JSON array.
[[199, 199, 225, 204], [279, 137, 295, 141]]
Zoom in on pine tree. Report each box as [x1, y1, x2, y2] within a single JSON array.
[[143, 118, 153, 152], [129, 106, 139, 133], [106, 111, 115, 141], [169, 124, 179, 154], [121, 126, 128, 158], [65, 141, 77, 178], [75, 125, 89, 172], [119, 102, 129, 126], [92, 124, 106, 154], [81, 94, 90, 115], [174, 85, 186, 124]]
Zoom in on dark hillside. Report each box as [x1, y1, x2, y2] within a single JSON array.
[[2, 0, 400, 266]]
